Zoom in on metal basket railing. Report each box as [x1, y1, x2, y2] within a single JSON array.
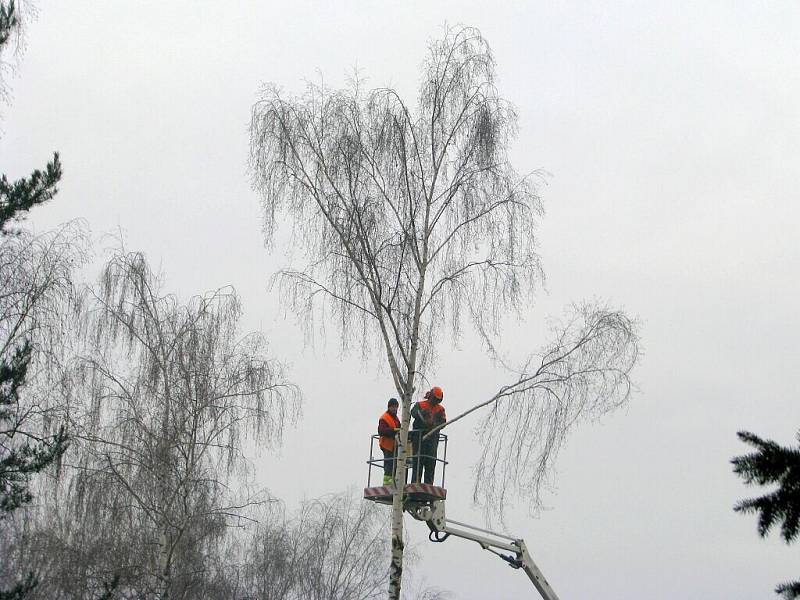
[[366, 430, 448, 488]]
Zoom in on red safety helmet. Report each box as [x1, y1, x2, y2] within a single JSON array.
[[429, 386, 443, 401]]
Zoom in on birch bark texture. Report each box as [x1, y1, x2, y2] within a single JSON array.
[[249, 25, 638, 598]]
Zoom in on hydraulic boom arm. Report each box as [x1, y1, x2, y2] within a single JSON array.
[[411, 501, 560, 600]]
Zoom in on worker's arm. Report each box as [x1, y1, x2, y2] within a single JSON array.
[[378, 418, 397, 437]]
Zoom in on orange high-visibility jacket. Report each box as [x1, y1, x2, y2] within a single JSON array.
[[413, 400, 446, 430], [378, 411, 401, 452]]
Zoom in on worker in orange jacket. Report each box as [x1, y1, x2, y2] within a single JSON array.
[[411, 386, 446, 484], [378, 398, 401, 486]]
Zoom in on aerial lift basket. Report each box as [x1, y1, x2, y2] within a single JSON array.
[[363, 432, 448, 505]]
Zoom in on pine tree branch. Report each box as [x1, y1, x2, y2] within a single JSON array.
[[0, 152, 62, 233]]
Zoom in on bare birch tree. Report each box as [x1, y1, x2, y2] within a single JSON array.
[[0, 224, 87, 504], [0, 222, 89, 598], [38, 249, 301, 599], [238, 490, 448, 600], [294, 493, 388, 600], [239, 492, 388, 600], [250, 25, 639, 598]]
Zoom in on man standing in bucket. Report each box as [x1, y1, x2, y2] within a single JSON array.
[[378, 398, 401, 486], [411, 387, 446, 485]]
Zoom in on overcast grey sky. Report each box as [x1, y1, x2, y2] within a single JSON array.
[[3, 2, 799, 598]]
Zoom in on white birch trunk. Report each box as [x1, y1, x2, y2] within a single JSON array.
[[387, 391, 411, 599], [388, 259, 426, 599]]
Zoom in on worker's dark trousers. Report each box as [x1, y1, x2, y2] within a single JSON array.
[[382, 448, 396, 478], [411, 433, 438, 484], [410, 430, 422, 483], [419, 441, 438, 484]]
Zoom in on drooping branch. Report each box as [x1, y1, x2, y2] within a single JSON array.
[[422, 304, 639, 519]]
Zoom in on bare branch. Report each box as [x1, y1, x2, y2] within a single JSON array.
[[462, 304, 640, 520]]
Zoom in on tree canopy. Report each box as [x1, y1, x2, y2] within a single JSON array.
[[251, 24, 639, 598]]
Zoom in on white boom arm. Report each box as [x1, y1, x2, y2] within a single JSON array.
[[411, 501, 560, 600]]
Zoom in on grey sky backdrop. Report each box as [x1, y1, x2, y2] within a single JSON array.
[[3, 2, 799, 598]]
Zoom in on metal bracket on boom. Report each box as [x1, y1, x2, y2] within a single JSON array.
[[409, 500, 561, 600]]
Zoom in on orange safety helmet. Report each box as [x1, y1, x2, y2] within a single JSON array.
[[429, 386, 443, 401]]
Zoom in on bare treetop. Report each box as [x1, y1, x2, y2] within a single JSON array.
[[250, 25, 542, 385], [81, 249, 299, 457]]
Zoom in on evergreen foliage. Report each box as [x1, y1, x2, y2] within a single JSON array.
[[1, 0, 62, 234], [0, 1, 18, 49], [0, 189, 69, 595], [733, 430, 800, 599], [0, 3, 69, 596], [0, 573, 36, 600], [0, 153, 62, 233], [0, 341, 68, 516]]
